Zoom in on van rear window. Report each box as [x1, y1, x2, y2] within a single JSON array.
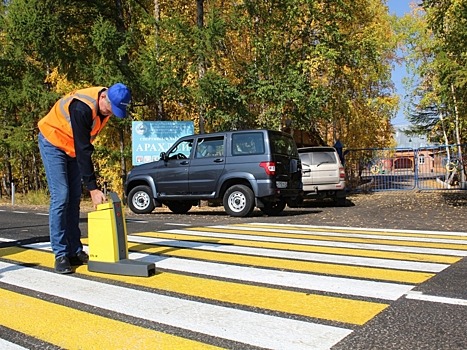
[[300, 151, 337, 165]]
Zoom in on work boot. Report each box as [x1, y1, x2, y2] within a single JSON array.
[[55, 256, 72, 274], [69, 251, 89, 266]]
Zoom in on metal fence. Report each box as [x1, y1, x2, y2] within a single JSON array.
[[343, 144, 467, 192]]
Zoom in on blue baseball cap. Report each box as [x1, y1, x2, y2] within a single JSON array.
[[107, 83, 131, 118]]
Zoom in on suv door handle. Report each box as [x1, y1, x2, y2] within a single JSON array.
[[213, 158, 224, 163], [180, 161, 189, 165]]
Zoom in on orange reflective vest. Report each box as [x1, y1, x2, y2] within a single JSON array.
[[38, 87, 110, 158]]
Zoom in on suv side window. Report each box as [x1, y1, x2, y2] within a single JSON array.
[[270, 133, 298, 156], [232, 132, 264, 156], [167, 139, 194, 159], [195, 136, 225, 158]]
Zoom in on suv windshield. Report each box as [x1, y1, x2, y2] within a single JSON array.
[[269, 132, 299, 157], [167, 139, 194, 159]]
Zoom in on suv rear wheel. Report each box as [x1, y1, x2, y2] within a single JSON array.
[[223, 185, 255, 217], [128, 185, 155, 214], [259, 199, 286, 216]]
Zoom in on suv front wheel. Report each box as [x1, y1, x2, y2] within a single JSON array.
[[223, 185, 255, 217], [128, 185, 155, 214]]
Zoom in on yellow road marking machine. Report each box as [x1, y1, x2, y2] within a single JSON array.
[[87, 192, 155, 277]]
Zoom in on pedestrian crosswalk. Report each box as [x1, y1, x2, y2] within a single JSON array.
[[1, 223, 467, 349]]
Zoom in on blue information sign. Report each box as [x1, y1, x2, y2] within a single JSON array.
[[131, 121, 194, 165]]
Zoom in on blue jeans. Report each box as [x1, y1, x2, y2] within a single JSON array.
[[38, 133, 83, 259]]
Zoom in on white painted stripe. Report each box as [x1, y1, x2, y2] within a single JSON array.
[[128, 235, 449, 273], [405, 291, 467, 306], [215, 225, 467, 245], [11, 211, 28, 214], [0, 339, 28, 350], [0, 238, 14, 242], [249, 223, 467, 236], [131, 252, 415, 301], [164, 229, 467, 257], [23, 242, 415, 300], [35, 213, 49, 216], [125, 219, 148, 223], [0, 261, 352, 350]]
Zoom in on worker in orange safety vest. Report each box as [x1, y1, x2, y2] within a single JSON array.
[[38, 83, 131, 274]]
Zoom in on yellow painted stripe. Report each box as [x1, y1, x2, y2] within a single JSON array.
[[1, 247, 388, 325], [238, 224, 467, 240], [187, 227, 467, 251], [0, 288, 220, 350], [120, 241, 434, 284], [135, 231, 461, 264]]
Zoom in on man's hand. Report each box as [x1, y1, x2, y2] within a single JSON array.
[[90, 189, 106, 208]]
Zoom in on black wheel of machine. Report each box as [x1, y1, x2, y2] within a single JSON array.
[[223, 184, 255, 217], [166, 201, 193, 214], [128, 185, 155, 214], [259, 199, 286, 216]]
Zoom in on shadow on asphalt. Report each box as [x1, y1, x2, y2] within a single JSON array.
[[299, 198, 356, 208], [0, 236, 50, 262], [441, 192, 467, 207], [0, 236, 50, 249], [132, 197, 363, 217], [0, 224, 49, 231], [144, 207, 325, 217]]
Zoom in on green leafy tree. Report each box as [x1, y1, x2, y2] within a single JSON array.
[[401, 1, 466, 146], [0, 0, 401, 197]]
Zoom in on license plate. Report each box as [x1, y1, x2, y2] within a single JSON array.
[[276, 181, 288, 188]]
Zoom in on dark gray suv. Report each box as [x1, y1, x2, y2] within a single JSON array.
[[124, 129, 302, 217]]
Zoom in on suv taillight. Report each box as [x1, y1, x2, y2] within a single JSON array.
[[260, 161, 276, 175], [339, 166, 345, 179]]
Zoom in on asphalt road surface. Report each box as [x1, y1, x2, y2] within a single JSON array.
[[0, 191, 466, 349]]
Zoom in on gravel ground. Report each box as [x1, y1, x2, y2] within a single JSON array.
[[330, 190, 467, 232], [130, 190, 467, 232]]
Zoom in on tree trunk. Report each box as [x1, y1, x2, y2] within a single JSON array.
[[120, 128, 126, 194], [20, 159, 26, 194], [5, 150, 13, 195], [197, 0, 205, 134], [439, 112, 452, 182], [32, 152, 40, 191], [153, 0, 165, 120], [451, 84, 465, 185]]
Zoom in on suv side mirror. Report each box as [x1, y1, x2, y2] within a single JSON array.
[[160, 152, 168, 161]]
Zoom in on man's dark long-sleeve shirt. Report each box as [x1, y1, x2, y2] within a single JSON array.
[[69, 99, 106, 191]]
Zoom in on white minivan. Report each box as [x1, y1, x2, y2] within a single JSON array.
[[298, 146, 346, 206]]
